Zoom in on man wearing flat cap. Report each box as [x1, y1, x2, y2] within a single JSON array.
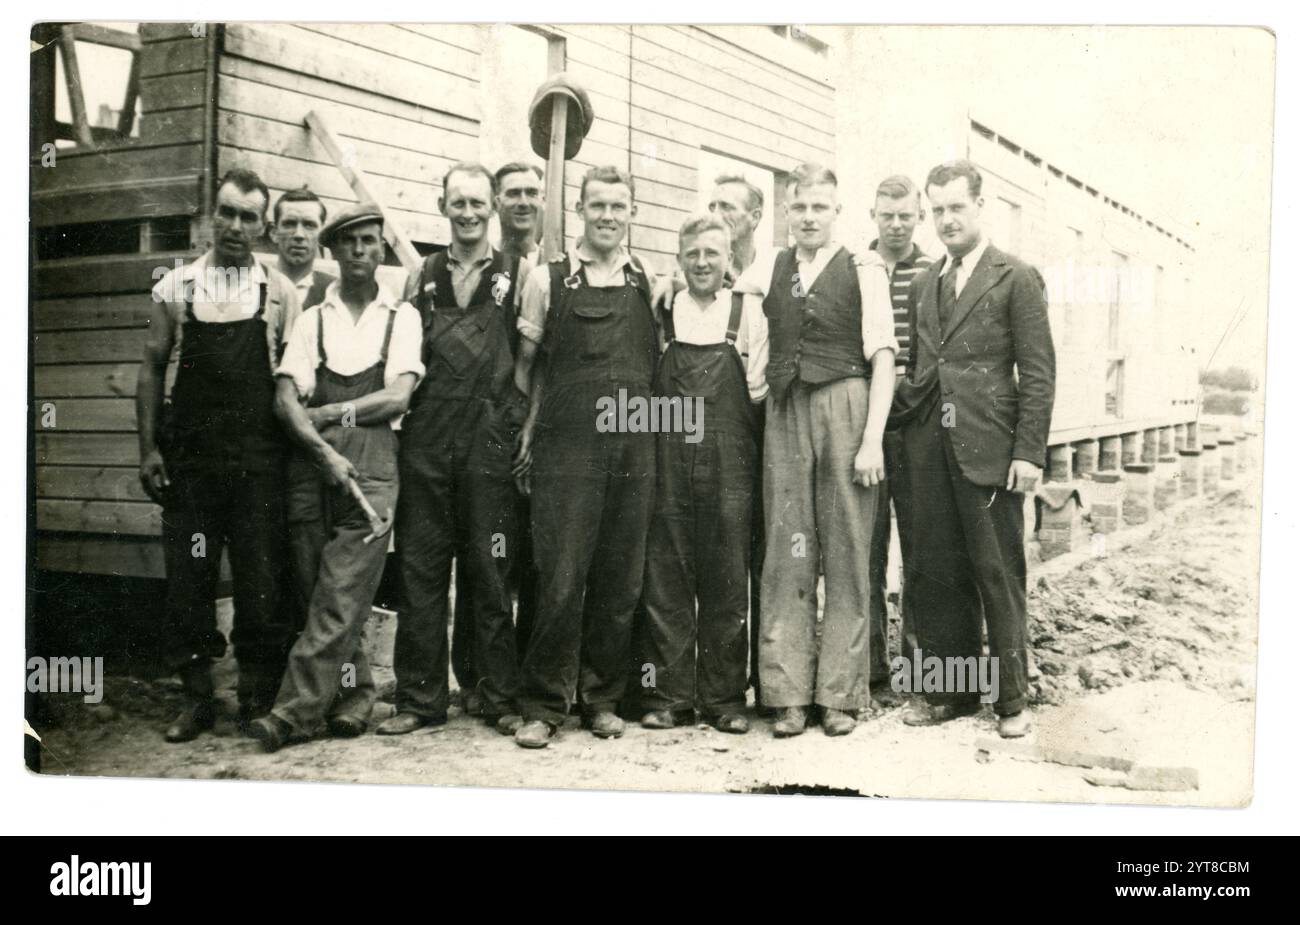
[[248, 203, 424, 752]]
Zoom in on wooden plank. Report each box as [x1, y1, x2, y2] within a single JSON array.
[[302, 111, 422, 271], [218, 56, 477, 142], [626, 225, 679, 256], [137, 107, 205, 145], [216, 110, 454, 189], [118, 51, 142, 136], [139, 36, 206, 78], [628, 176, 697, 213], [36, 533, 164, 579], [638, 25, 835, 117], [630, 152, 696, 192], [31, 176, 201, 227], [631, 30, 835, 138], [33, 398, 138, 431], [33, 252, 192, 297], [58, 28, 95, 148], [37, 499, 160, 536], [35, 330, 146, 365], [631, 59, 834, 155], [392, 23, 485, 54], [223, 23, 479, 122], [141, 23, 199, 43], [69, 23, 141, 52], [140, 73, 206, 112], [551, 26, 630, 78], [691, 26, 835, 96], [31, 143, 203, 193], [633, 200, 693, 235], [295, 23, 480, 83], [35, 363, 139, 398], [36, 432, 141, 467], [566, 59, 631, 104], [630, 130, 701, 172], [37, 465, 149, 502], [631, 102, 824, 177]]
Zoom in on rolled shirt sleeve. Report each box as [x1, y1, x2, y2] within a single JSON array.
[[854, 255, 899, 363], [742, 294, 769, 403], [517, 261, 552, 344], [275, 305, 320, 398], [385, 302, 426, 388]]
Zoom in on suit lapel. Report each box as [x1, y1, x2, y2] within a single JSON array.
[[921, 257, 945, 345], [944, 245, 1010, 340]]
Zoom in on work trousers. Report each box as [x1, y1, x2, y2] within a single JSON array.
[[640, 431, 754, 717], [759, 378, 879, 711], [519, 385, 656, 726], [271, 456, 395, 737], [901, 391, 1029, 715], [868, 428, 918, 682], [161, 464, 291, 677], [393, 399, 520, 720]]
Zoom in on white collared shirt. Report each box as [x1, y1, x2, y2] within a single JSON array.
[[668, 288, 769, 403], [939, 235, 990, 299], [516, 240, 655, 344], [276, 282, 425, 429]]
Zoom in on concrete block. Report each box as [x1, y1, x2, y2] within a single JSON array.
[[1037, 485, 1087, 559], [1178, 448, 1202, 498], [1154, 455, 1179, 511], [1088, 472, 1125, 534], [1218, 439, 1236, 480], [1201, 444, 1221, 496], [1122, 463, 1155, 525], [1098, 435, 1122, 472]]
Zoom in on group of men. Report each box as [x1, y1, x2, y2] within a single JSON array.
[[138, 151, 1054, 754]]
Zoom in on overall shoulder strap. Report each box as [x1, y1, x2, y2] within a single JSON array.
[[316, 307, 327, 366], [725, 291, 745, 345], [379, 307, 397, 364]]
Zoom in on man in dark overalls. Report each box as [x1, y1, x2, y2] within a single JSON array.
[[249, 205, 423, 752], [639, 214, 766, 735], [380, 162, 529, 736], [138, 168, 301, 742], [511, 165, 660, 748]]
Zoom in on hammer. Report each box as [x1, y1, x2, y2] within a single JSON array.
[[346, 478, 394, 544]]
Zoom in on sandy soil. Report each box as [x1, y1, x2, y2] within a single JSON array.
[[30, 467, 1260, 807]]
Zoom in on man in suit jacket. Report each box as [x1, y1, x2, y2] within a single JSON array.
[[893, 159, 1055, 738]]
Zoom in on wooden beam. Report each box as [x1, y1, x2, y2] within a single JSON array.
[[304, 109, 422, 272], [118, 50, 142, 137], [541, 94, 569, 261], [68, 23, 142, 52], [57, 27, 95, 148]]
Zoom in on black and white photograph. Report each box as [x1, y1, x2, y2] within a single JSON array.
[[17, 13, 1285, 832]]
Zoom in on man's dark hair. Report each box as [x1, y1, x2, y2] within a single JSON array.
[[579, 165, 636, 202], [495, 161, 544, 189], [273, 186, 327, 225], [214, 167, 271, 217], [926, 160, 983, 199], [442, 161, 497, 197]]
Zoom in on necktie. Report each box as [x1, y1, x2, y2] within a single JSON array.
[[938, 255, 962, 333]]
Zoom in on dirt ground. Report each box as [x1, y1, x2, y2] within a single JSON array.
[[30, 464, 1261, 807]]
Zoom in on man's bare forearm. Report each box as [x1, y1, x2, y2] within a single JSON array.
[[275, 378, 337, 463], [861, 351, 896, 446], [135, 359, 166, 456]]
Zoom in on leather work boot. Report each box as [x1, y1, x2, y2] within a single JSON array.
[[821, 708, 857, 737], [248, 714, 293, 753], [376, 712, 442, 735], [772, 706, 808, 738], [514, 720, 556, 749], [710, 713, 750, 734], [586, 711, 625, 739], [640, 709, 678, 730], [901, 699, 982, 727], [165, 660, 216, 744]]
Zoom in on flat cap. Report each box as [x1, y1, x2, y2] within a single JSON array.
[[320, 201, 384, 249], [528, 73, 595, 161]]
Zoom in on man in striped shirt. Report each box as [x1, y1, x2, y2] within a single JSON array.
[[867, 175, 933, 695]]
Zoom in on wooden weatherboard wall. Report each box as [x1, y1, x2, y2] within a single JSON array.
[[33, 24, 216, 579], [33, 23, 839, 579]]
